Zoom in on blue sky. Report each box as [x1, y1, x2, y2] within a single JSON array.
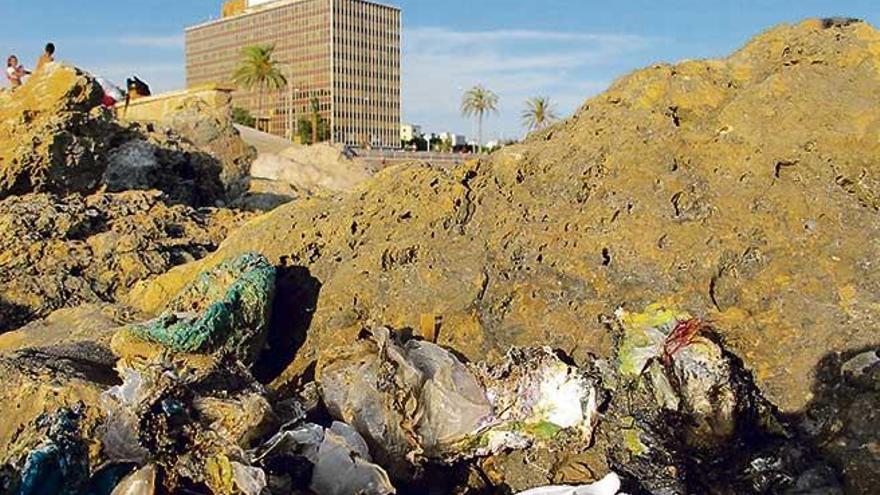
[[1, 1, 878, 139]]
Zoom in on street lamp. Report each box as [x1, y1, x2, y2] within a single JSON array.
[[284, 64, 299, 142]]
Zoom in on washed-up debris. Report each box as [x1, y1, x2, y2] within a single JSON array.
[[310, 422, 396, 495], [127, 253, 276, 365], [253, 421, 395, 495], [4, 405, 137, 495], [97, 355, 276, 492], [109, 464, 157, 495], [473, 347, 600, 456], [0, 254, 280, 495], [615, 304, 740, 448], [514, 473, 623, 495], [318, 328, 599, 478], [15, 407, 90, 495], [840, 349, 880, 384], [799, 348, 880, 494], [606, 304, 841, 494]]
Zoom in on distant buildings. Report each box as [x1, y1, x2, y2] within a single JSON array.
[[400, 123, 422, 142], [439, 132, 467, 148], [186, 0, 401, 149]]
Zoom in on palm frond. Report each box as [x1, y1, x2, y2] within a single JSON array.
[[461, 85, 499, 117], [232, 44, 287, 91], [522, 96, 559, 131]]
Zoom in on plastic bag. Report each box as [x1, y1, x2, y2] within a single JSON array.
[[309, 422, 396, 495], [253, 420, 394, 495], [319, 329, 600, 469], [110, 465, 157, 495], [231, 462, 267, 495], [515, 473, 622, 495]]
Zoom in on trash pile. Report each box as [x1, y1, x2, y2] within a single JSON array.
[[605, 305, 841, 494], [0, 252, 849, 494], [318, 329, 599, 473]]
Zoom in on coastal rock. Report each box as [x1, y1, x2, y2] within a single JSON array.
[[0, 64, 109, 197], [137, 20, 880, 416], [0, 191, 249, 333], [0, 63, 254, 206]]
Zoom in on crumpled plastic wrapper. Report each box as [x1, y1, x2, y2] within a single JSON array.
[[606, 304, 841, 494], [514, 473, 623, 495], [254, 421, 395, 495], [318, 327, 600, 476]]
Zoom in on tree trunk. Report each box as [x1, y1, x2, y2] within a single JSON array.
[[257, 85, 265, 132], [478, 112, 484, 153], [312, 110, 318, 145]]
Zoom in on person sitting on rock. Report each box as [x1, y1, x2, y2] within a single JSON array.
[[6, 55, 29, 88], [35, 43, 55, 71]]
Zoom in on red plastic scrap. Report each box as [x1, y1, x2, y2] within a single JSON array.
[[661, 318, 712, 365]]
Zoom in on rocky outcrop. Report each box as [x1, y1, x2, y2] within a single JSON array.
[[248, 142, 372, 195], [0, 64, 254, 206], [0, 65, 259, 334], [117, 90, 256, 203], [0, 64, 111, 197], [137, 19, 880, 417], [0, 191, 250, 332]]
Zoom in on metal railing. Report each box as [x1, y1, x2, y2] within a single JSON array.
[[350, 149, 485, 162]]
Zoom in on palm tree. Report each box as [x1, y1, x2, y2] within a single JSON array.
[[232, 44, 287, 130], [461, 85, 499, 150], [522, 96, 559, 132]]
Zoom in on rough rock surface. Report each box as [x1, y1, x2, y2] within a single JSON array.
[[0, 344, 118, 469], [246, 139, 372, 195], [0, 64, 111, 197], [0, 191, 250, 332], [0, 304, 141, 352], [0, 63, 254, 206], [161, 97, 255, 201], [137, 19, 880, 415]]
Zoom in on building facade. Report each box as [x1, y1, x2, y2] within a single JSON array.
[[400, 123, 422, 142], [186, 0, 401, 148]]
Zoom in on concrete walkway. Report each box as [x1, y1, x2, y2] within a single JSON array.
[[234, 124, 295, 155]]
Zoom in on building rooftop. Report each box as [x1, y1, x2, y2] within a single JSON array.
[[186, 0, 400, 31]]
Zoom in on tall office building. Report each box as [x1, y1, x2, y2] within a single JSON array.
[[186, 0, 401, 148]]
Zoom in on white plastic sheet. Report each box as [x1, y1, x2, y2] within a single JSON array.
[[515, 473, 622, 495]]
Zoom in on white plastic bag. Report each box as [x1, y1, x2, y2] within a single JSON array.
[[515, 473, 622, 495]]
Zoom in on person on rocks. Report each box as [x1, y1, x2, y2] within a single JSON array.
[[6, 55, 29, 88], [35, 43, 55, 71]]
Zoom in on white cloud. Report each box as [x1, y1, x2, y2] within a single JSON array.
[[407, 27, 651, 50], [118, 34, 185, 49], [402, 27, 657, 140]]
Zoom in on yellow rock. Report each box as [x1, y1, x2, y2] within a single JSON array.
[[138, 19, 880, 413]]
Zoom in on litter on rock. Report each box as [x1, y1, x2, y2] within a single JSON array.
[[253, 420, 395, 495], [606, 304, 843, 494], [318, 327, 600, 474], [128, 253, 276, 365], [514, 473, 623, 495]]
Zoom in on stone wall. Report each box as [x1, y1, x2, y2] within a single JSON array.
[[118, 84, 235, 124]]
